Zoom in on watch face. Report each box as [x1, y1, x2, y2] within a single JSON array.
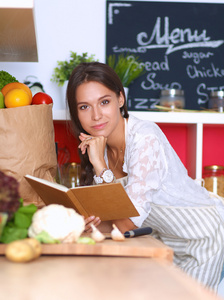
[[103, 170, 114, 183]]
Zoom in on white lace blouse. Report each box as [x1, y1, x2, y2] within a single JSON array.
[[104, 114, 224, 291]]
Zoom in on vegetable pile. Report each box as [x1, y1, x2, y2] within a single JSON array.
[[0, 70, 53, 109], [0, 171, 21, 221], [0, 70, 18, 91], [0, 171, 38, 244], [0, 198, 37, 244]]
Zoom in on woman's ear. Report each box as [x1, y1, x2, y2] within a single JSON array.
[[119, 92, 125, 108]]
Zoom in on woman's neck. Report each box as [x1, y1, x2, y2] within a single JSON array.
[[107, 117, 127, 178], [107, 116, 125, 153]]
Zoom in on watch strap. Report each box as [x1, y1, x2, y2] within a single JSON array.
[[94, 168, 115, 184]]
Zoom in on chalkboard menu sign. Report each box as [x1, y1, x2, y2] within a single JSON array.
[[106, 1, 224, 110]]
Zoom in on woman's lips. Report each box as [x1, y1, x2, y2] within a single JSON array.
[[92, 122, 107, 130]]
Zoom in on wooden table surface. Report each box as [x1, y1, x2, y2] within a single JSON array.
[[0, 255, 222, 300], [0, 235, 222, 300]]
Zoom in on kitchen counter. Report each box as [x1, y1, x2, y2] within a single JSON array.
[[0, 244, 222, 300]]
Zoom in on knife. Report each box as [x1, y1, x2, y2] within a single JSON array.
[[124, 227, 152, 238], [105, 226, 152, 239]]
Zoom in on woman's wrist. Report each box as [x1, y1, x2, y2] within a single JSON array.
[[93, 159, 108, 176], [94, 168, 116, 184]]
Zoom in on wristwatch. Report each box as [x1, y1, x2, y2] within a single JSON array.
[[94, 168, 115, 184]]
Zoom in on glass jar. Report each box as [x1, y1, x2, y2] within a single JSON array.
[[160, 89, 185, 109], [61, 162, 81, 188], [203, 165, 224, 197], [209, 91, 224, 112]]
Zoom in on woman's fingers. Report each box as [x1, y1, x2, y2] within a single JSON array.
[[78, 136, 94, 154], [93, 217, 101, 228], [84, 216, 101, 232], [78, 134, 107, 170], [79, 133, 92, 142], [79, 134, 93, 142]]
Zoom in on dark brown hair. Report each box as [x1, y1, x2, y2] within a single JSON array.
[[66, 62, 129, 186]]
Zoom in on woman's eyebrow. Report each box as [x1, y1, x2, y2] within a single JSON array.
[[77, 94, 112, 105], [98, 94, 112, 100], [77, 101, 88, 105]]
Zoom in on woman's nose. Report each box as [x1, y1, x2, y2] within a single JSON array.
[[92, 107, 102, 121]]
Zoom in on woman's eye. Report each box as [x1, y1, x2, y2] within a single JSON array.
[[79, 105, 88, 110], [101, 99, 109, 105]]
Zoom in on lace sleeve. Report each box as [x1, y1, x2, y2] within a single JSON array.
[[125, 133, 168, 226]]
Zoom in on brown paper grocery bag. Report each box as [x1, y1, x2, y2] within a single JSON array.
[[0, 104, 57, 207]]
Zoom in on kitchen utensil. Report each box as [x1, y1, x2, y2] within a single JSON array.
[[124, 227, 152, 237]]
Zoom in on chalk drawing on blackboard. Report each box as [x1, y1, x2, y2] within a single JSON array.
[[108, 3, 132, 25], [106, 1, 224, 110], [136, 17, 224, 55]]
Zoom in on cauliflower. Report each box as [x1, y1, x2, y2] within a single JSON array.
[[28, 204, 85, 243]]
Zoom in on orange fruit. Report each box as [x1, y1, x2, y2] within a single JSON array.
[[4, 88, 32, 108], [1, 82, 32, 101]]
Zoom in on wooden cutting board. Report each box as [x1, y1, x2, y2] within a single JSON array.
[[0, 236, 173, 262]]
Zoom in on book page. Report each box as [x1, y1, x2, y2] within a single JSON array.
[[25, 175, 69, 192], [70, 183, 139, 221]]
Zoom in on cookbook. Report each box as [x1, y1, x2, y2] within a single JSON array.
[[25, 175, 139, 221]]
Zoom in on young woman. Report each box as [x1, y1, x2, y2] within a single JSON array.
[[66, 62, 224, 291]]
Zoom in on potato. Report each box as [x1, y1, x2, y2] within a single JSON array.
[[23, 238, 42, 258], [5, 240, 35, 263]]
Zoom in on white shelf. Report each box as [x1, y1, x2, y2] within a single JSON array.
[[130, 111, 224, 124], [53, 110, 224, 180]]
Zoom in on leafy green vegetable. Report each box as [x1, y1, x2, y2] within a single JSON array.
[[0, 171, 21, 220], [0, 70, 18, 90], [17, 203, 37, 214], [34, 230, 60, 244], [0, 199, 37, 244], [0, 213, 8, 237], [14, 211, 31, 229], [0, 226, 27, 244]]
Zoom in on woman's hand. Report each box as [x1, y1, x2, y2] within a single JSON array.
[[84, 216, 101, 233], [78, 133, 107, 175]]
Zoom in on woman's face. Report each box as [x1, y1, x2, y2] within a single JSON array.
[[76, 81, 124, 137]]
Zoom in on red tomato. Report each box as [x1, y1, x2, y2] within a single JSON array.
[[32, 92, 53, 105]]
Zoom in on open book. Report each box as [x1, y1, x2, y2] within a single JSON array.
[[25, 175, 139, 221]]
